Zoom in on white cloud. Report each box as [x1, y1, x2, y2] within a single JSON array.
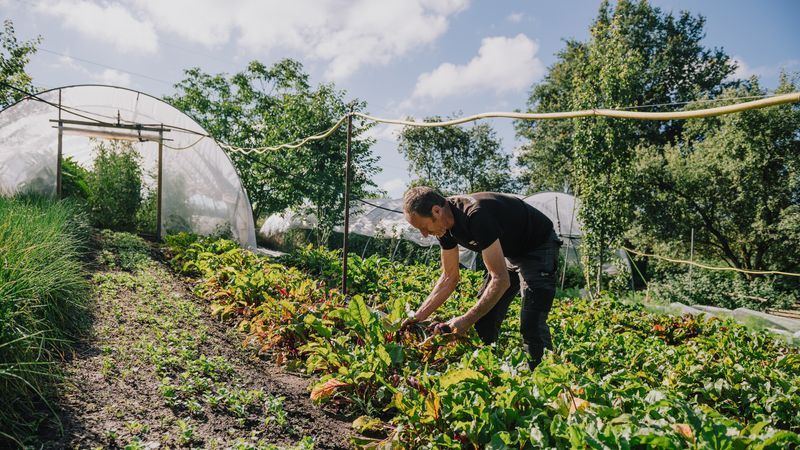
[[36, 0, 468, 79], [732, 56, 756, 79], [381, 177, 407, 198], [506, 12, 525, 23], [93, 68, 132, 86], [34, 0, 158, 54], [412, 34, 544, 100], [362, 124, 400, 143], [731, 55, 800, 81], [50, 55, 131, 86], [131, 0, 468, 80]]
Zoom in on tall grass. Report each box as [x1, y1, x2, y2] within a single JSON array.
[[0, 195, 91, 445]]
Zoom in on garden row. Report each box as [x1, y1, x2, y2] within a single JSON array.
[[166, 235, 800, 449], [0, 196, 92, 445], [0, 197, 329, 448]]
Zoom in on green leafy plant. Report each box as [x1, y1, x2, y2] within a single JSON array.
[[165, 236, 800, 449], [87, 139, 143, 231], [61, 156, 91, 201], [648, 270, 797, 310], [97, 230, 151, 272], [135, 188, 157, 234]]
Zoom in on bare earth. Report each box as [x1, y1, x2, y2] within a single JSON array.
[[34, 248, 352, 449]]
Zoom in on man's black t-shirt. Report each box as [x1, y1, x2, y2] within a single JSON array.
[[437, 193, 553, 257]]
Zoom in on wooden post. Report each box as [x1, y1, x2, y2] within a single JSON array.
[[341, 113, 353, 295], [156, 125, 164, 241], [56, 89, 63, 198]]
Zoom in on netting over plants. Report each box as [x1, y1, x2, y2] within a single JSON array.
[[260, 192, 582, 267], [0, 85, 256, 247]]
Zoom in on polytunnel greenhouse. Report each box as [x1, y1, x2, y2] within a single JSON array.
[[260, 192, 583, 268], [0, 85, 256, 247]]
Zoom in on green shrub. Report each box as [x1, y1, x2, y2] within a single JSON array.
[[87, 140, 142, 230], [0, 195, 91, 444], [135, 189, 157, 234], [61, 156, 90, 201], [648, 270, 797, 310]]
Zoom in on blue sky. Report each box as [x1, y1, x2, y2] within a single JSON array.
[[3, 0, 798, 197]]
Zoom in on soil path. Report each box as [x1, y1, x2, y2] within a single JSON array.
[[35, 242, 352, 449]]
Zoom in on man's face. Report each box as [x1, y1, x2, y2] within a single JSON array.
[[405, 205, 448, 238]]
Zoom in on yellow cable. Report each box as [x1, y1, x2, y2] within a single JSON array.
[[218, 115, 349, 155], [217, 92, 800, 154], [352, 92, 800, 126], [621, 246, 800, 278]]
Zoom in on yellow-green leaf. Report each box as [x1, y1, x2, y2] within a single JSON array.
[[439, 369, 486, 389], [425, 390, 441, 420]]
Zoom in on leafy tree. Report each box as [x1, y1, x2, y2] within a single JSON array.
[[0, 20, 40, 109], [398, 117, 517, 195], [516, 1, 735, 192], [167, 59, 379, 244], [87, 140, 142, 230], [514, 41, 586, 193], [635, 76, 800, 281], [515, 0, 736, 290]]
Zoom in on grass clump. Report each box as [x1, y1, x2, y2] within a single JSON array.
[[0, 195, 91, 445]]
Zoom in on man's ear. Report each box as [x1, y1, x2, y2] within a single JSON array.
[[431, 205, 441, 218]]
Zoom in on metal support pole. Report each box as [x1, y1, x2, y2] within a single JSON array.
[[156, 125, 164, 241], [560, 244, 568, 290], [341, 113, 353, 295], [361, 236, 372, 258], [391, 238, 402, 260], [689, 228, 695, 285], [56, 89, 63, 199], [561, 198, 578, 290], [597, 243, 603, 293]]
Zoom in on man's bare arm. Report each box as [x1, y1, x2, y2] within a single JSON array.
[[456, 239, 510, 330], [412, 246, 460, 321]]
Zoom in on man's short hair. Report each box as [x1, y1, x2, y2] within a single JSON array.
[[403, 186, 446, 217]]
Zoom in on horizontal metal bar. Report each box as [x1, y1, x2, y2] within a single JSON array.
[[50, 118, 170, 133], [57, 126, 169, 142]]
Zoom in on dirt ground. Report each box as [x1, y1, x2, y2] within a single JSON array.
[[33, 245, 353, 449]]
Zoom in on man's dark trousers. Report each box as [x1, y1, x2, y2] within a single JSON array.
[[473, 230, 562, 370]]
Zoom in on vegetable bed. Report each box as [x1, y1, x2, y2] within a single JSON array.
[[166, 235, 800, 449]]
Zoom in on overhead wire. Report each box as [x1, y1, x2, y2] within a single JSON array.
[[6, 80, 800, 276], [622, 246, 800, 278], [615, 94, 774, 110], [2, 81, 107, 125], [37, 47, 174, 86], [163, 134, 207, 150], [3, 80, 799, 155], [355, 198, 404, 214], [207, 91, 800, 155]]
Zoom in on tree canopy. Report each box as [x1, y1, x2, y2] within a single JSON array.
[[514, 0, 743, 290], [0, 20, 40, 109], [398, 117, 517, 195], [635, 76, 800, 279], [166, 59, 380, 243]]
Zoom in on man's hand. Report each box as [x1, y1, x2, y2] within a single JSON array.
[[433, 316, 470, 336], [399, 316, 419, 332]]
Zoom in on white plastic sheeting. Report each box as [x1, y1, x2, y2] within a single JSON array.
[[261, 198, 436, 246], [663, 303, 800, 340], [523, 192, 582, 248], [0, 85, 256, 248], [260, 192, 582, 267]]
